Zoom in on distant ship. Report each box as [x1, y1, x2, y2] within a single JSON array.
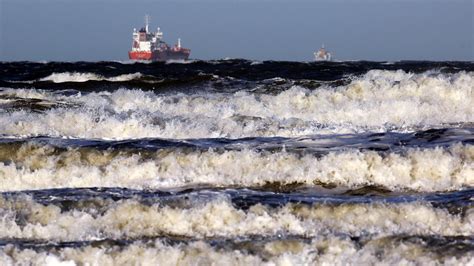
[[314, 44, 332, 61], [128, 15, 191, 61]]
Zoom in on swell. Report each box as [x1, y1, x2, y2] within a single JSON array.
[[2, 187, 471, 214], [1, 127, 471, 152], [2, 60, 474, 83], [1, 60, 473, 93]]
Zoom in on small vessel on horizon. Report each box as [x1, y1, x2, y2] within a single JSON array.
[[128, 15, 191, 61], [314, 44, 332, 61]]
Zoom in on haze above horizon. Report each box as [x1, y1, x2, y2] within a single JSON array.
[[1, 0, 473, 61]]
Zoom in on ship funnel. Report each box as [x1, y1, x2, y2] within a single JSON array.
[[178, 38, 181, 48], [145, 15, 150, 32]]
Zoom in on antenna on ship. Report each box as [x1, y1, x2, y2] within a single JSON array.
[[145, 14, 150, 32]]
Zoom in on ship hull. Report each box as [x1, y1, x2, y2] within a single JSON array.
[[129, 49, 190, 61]]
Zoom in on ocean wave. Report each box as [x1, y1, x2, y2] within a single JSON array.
[[2, 60, 473, 85], [0, 70, 472, 139], [0, 143, 471, 192], [1, 60, 472, 265], [165, 59, 197, 64], [0, 196, 470, 241], [1, 236, 472, 265], [38, 72, 143, 83]]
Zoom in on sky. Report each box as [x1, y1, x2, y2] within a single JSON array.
[[0, 0, 473, 61]]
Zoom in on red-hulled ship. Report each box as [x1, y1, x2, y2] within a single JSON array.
[[128, 15, 191, 61]]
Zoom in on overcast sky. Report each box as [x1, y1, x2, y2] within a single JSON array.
[[1, 0, 473, 61]]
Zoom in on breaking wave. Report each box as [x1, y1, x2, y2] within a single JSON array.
[[39, 72, 143, 83], [0, 196, 471, 241], [2, 236, 472, 265], [0, 70, 472, 139], [0, 60, 472, 264], [0, 142, 471, 192]]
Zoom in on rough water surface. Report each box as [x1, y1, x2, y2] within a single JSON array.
[[0, 60, 472, 265]]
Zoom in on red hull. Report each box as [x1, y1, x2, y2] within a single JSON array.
[[129, 49, 190, 61]]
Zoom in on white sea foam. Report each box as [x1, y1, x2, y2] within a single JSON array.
[[165, 59, 196, 64], [0, 196, 471, 241], [0, 143, 471, 192], [1, 237, 471, 265], [1, 70, 472, 139], [114, 60, 153, 64], [38, 72, 143, 83], [2, 67, 471, 265]]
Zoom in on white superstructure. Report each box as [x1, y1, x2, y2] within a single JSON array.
[[131, 15, 164, 52], [314, 44, 332, 61]]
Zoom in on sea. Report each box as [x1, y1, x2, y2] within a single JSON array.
[[0, 60, 472, 265]]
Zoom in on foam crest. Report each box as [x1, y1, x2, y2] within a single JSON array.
[[38, 72, 143, 83], [0, 196, 471, 241], [0, 88, 57, 100], [1, 70, 472, 139], [0, 143, 471, 192], [1, 237, 471, 265]]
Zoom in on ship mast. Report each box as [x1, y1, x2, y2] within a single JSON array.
[[145, 14, 150, 32]]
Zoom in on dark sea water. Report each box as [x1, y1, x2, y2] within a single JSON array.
[[0, 60, 472, 265]]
